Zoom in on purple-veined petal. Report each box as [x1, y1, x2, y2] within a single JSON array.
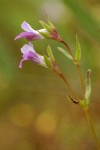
[[19, 43, 47, 68], [15, 31, 43, 41], [23, 51, 40, 63]]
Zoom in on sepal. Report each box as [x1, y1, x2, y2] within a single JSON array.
[[47, 45, 55, 62], [44, 55, 51, 68]]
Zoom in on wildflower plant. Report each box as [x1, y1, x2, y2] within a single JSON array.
[[15, 17, 100, 149]]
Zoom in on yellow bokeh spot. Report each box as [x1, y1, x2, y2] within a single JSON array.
[[9, 103, 35, 128], [35, 111, 57, 135]]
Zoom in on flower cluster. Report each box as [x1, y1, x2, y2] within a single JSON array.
[[15, 17, 62, 71]]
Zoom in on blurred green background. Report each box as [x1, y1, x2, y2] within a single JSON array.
[[0, 0, 100, 149]]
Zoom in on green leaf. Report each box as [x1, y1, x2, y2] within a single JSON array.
[[57, 47, 73, 60], [75, 35, 81, 62], [85, 69, 92, 105], [44, 55, 51, 68], [47, 45, 55, 62]]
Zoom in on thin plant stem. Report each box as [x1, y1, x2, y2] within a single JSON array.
[[84, 107, 100, 150], [60, 40, 100, 149], [57, 71, 79, 100], [76, 63, 85, 98], [61, 40, 85, 98], [61, 40, 75, 59]]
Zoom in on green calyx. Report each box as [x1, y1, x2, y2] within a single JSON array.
[[39, 20, 52, 33], [47, 45, 55, 62], [39, 16, 55, 34], [44, 45, 56, 69], [38, 30, 50, 39], [44, 55, 52, 68]]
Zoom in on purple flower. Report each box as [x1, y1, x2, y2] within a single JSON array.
[[15, 18, 62, 42], [19, 42, 47, 68], [15, 21, 46, 41]]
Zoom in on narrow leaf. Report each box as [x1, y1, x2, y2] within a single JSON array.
[[57, 47, 73, 60], [75, 35, 81, 62], [85, 69, 92, 105]]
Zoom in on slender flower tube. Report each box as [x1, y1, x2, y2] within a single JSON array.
[[15, 21, 46, 41], [19, 42, 47, 68]]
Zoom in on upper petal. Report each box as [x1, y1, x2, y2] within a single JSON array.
[[21, 21, 38, 34], [21, 43, 35, 54]]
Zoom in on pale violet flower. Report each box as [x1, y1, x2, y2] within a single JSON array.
[[15, 21, 46, 41], [19, 42, 47, 68], [15, 17, 62, 42]]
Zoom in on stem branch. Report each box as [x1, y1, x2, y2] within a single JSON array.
[[84, 107, 100, 150], [57, 71, 79, 100], [60, 39, 100, 149], [61, 40, 85, 99], [76, 63, 85, 98]]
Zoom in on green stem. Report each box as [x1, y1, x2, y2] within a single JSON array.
[[61, 40, 75, 59], [60, 40, 100, 149], [57, 71, 79, 100], [84, 107, 100, 150], [76, 63, 85, 98], [61, 40, 85, 99]]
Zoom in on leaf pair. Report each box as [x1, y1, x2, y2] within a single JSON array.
[[58, 35, 81, 64]]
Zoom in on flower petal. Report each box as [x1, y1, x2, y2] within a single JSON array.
[[21, 21, 37, 33], [19, 43, 47, 68], [23, 51, 39, 62], [15, 31, 43, 41], [21, 43, 35, 54], [19, 59, 25, 68]]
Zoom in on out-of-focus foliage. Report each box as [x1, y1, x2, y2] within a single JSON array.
[[0, 0, 100, 150]]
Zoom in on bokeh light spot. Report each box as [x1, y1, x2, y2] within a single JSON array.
[[9, 103, 35, 128], [35, 111, 57, 136]]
